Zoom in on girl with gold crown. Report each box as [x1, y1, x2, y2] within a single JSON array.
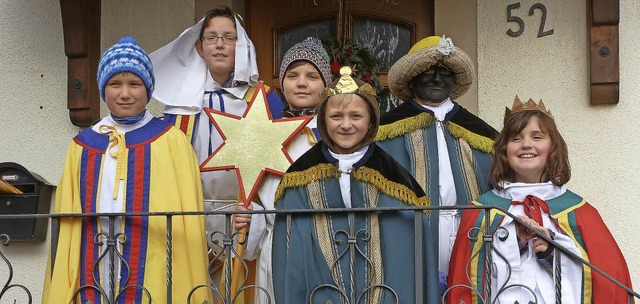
[[447, 97, 633, 304], [272, 67, 440, 303]]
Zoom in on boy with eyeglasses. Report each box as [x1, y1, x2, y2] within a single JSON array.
[[149, 5, 285, 282]]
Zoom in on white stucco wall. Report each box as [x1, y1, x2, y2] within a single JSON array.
[[0, 1, 69, 302], [477, 0, 640, 289], [436, 0, 478, 114], [101, 0, 196, 118]]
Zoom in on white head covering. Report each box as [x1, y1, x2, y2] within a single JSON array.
[[149, 15, 259, 112]]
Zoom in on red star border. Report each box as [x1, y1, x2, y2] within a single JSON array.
[[200, 82, 311, 206]]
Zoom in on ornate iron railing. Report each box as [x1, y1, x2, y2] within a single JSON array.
[[0, 205, 637, 303]]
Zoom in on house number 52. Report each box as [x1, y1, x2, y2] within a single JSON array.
[[507, 2, 554, 38]]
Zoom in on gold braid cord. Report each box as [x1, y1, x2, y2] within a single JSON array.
[[447, 122, 494, 154], [275, 163, 341, 203], [375, 113, 436, 141], [352, 166, 430, 209]]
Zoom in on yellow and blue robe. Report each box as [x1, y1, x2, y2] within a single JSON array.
[[375, 100, 497, 269], [272, 143, 441, 303], [448, 190, 633, 304], [43, 118, 211, 304]]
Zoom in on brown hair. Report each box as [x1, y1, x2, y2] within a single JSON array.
[[317, 77, 380, 153], [488, 110, 571, 189], [199, 6, 238, 40]]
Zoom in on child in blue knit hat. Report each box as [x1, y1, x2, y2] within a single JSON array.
[[43, 37, 212, 303], [96, 37, 155, 123]]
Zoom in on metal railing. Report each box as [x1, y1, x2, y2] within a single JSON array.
[[0, 205, 637, 303]]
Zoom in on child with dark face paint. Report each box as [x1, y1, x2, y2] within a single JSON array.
[[376, 35, 498, 296], [411, 64, 456, 105]]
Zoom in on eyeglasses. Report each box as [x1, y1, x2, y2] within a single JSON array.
[[202, 35, 237, 45]]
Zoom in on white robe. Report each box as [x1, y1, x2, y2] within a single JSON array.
[[93, 112, 154, 294], [245, 116, 319, 303], [421, 98, 458, 274], [490, 182, 582, 304]]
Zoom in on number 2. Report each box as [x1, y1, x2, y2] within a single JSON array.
[[506, 2, 554, 38], [529, 3, 554, 37]]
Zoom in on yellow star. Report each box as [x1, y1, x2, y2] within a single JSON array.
[[200, 83, 311, 205]]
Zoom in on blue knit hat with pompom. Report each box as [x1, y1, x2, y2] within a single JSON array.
[[97, 37, 154, 102]]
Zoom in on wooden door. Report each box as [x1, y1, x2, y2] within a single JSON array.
[[247, 0, 434, 112]]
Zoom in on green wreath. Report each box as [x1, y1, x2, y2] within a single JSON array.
[[323, 37, 383, 93]]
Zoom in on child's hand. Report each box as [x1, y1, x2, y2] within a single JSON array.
[[515, 215, 536, 240], [531, 232, 550, 254], [233, 203, 253, 230], [515, 215, 551, 254]]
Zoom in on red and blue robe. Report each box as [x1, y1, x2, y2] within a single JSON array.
[[448, 190, 633, 304], [43, 118, 211, 303]]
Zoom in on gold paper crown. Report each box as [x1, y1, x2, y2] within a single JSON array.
[[504, 95, 553, 122], [320, 66, 377, 101]]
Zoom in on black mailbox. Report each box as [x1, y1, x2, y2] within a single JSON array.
[[0, 162, 53, 241]]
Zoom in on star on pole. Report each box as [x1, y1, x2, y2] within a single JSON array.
[[200, 82, 311, 206]]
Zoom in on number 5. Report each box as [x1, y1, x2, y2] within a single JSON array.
[[507, 2, 524, 37]]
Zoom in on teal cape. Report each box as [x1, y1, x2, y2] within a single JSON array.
[[273, 142, 440, 303], [375, 100, 496, 268]]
